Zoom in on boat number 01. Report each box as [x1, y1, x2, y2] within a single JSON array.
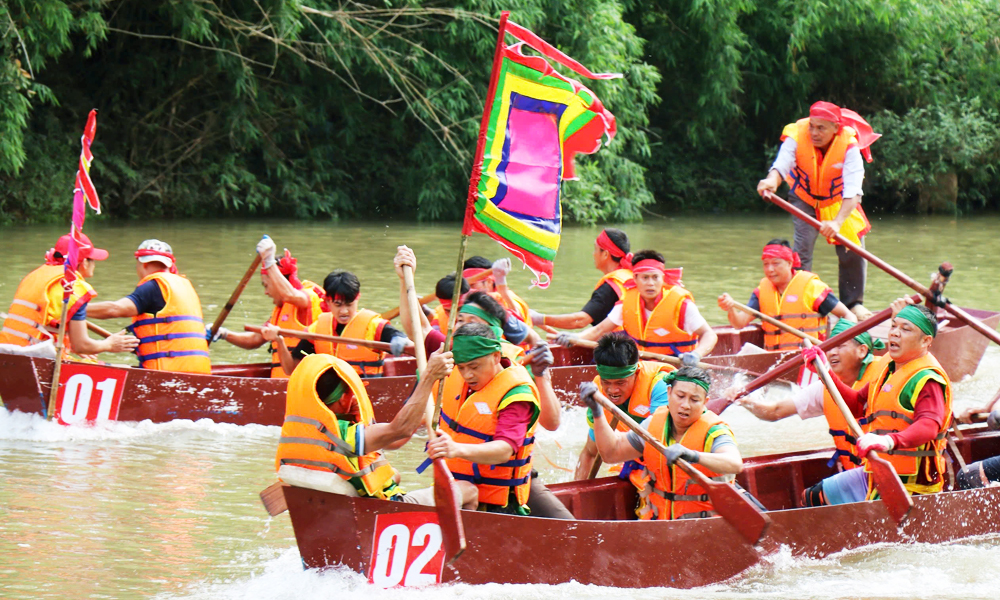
[[368, 512, 445, 587], [54, 363, 127, 426]]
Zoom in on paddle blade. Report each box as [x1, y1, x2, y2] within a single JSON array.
[[868, 452, 914, 524], [704, 479, 771, 545], [433, 458, 467, 564], [259, 481, 288, 517]]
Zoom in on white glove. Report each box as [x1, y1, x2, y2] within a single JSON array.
[[555, 332, 579, 347], [491, 258, 512, 287], [856, 432, 894, 458], [389, 336, 409, 357], [205, 324, 228, 344], [679, 351, 701, 368], [988, 409, 1000, 431], [257, 235, 277, 269], [529, 309, 546, 327]]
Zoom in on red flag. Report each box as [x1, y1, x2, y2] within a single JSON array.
[[64, 110, 101, 301]]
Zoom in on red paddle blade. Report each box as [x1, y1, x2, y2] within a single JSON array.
[[433, 458, 467, 563], [705, 480, 771, 545], [868, 452, 914, 524]]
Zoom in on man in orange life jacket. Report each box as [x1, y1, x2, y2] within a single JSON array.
[[212, 236, 324, 378], [462, 255, 531, 324], [574, 332, 674, 480], [558, 249, 718, 367], [757, 101, 881, 319], [88, 240, 210, 373], [801, 298, 953, 506], [582, 366, 744, 520], [267, 269, 409, 378], [429, 273, 469, 336], [718, 239, 854, 352], [0, 233, 138, 357], [955, 379, 1000, 490], [529, 228, 633, 330], [738, 318, 888, 471]]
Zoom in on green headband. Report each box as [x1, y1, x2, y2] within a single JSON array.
[[459, 304, 504, 339], [322, 381, 345, 406], [452, 335, 502, 364], [596, 362, 639, 381], [896, 304, 937, 337], [830, 319, 886, 358], [664, 370, 710, 394]]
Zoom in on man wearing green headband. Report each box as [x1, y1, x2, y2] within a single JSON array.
[[582, 366, 744, 520], [741, 317, 889, 474], [573, 332, 674, 480]]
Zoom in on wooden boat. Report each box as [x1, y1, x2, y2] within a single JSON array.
[[1, 308, 995, 425], [279, 424, 1000, 589]]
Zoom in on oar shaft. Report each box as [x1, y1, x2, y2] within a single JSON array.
[[211, 255, 262, 338], [380, 269, 492, 320], [86, 320, 112, 338], [243, 324, 407, 355], [730, 300, 821, 344], [553, 335, 718, 372]]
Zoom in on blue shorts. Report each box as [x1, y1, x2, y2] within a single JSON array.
[[820, 467, 869, 505]]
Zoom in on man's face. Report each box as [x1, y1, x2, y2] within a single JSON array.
[[808, 117, 838, 149], [456, 352, 502, 391], [600, 372, 638, 405], [260, 272, 282, 304], [456, 308, 488, 329], [469, 278, 494, 292], [667, 381, 708, 431], [887, 316, 932, 362], [331, 297, 359, 325], [593, 243, 606, 269], [78, 257, 96, 279], [827, 339, 868, 380], [762, 257, 793, 287], [635, 271, 663, 300]]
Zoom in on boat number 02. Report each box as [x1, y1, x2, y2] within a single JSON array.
[[55, 363, 127, 425], [368, 512, 445, 587]]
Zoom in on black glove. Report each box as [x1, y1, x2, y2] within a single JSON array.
[[579, 381, 601, 416], [988, 408, 1000, 431], [664, 443, 699, 465], [529, 342, 554, 377]]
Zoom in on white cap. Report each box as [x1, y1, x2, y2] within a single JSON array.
[[135, 239, 174, 268]]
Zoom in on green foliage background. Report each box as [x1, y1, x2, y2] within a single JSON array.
[[2, 0, 1000, 225]]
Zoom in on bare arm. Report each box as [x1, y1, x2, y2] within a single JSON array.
[[534, 371, 560, 431], [573, 438, 599, 480], [717, 293, 754, 329], [220, 331, 266, 350], [366, 350, 453, 451], [819, 196, 862, 238], [394, 246, 431, 340], [264, 263, 311, 309], [87, 297, 139, 319], [578, 317, 617, 343], [591, 408, 642, 464], [830, 301, 856, 322], [739, 395, 799, 421], [261, 326, 300, 374], [428, 433, 515, 466], [694, 443, 743, 475], [692, 323, 717, 357], [67, 320, 140, 355], [541, 311, 594, 330]]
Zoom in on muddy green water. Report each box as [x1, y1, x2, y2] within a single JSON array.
[[2, 216, 999, 599]]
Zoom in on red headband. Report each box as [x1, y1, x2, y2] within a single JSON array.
[[462, 267, 491, 282], [631, 259, 682, 287], [135, 249, 178, 274], [262, 249, 303, 290], [809, 101, 881, 162], [596, 230, 631, 266], [809, 101, 841, 124], [762, 244, 801, 268]]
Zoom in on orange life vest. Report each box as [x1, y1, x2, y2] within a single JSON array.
[[595, 268, 633, 299], [757, 271, 827, 351], [312, 309, 389, 377], [822, 354, 891, 470], [274, 354, 397, 499], [0, 264, 95, 353], [782, 118, 872, 246], [864, 352, 952, 495], [637, 408, 732, 520], [267, 281, 324, 378], [620, 284, 698, 356], [128, 272, 210, 373], [431, 303, 451, 336], [491, 290, 530, 323], [437, 364, 540, 508]]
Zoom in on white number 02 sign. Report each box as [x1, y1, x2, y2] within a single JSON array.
[[368, 512, 445, 587], [54, 363, 127, 426]]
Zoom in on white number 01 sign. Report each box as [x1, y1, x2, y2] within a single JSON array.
[[54, 363, 127, 425], [368, 512, 445, 587]]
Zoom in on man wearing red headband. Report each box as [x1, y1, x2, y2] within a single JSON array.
[[529, 228, 634, 330], [757, 101, 881, 320], [89, 239, 211, 373], [462, 255, 532, 327], [560, 249, 717, 366], [0, 234, 138, 358], [718, 239, 854, 351], [212, 236, 326, 378]]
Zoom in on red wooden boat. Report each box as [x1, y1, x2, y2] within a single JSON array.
[[279, 425, 1000, 589]]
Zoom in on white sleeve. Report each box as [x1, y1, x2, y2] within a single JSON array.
[[770, 137, 798, 178], [680, 301, 708, 334], [841, 146, 865, 198], [792, 381, 826, 420], [607, 304, 624, 327]]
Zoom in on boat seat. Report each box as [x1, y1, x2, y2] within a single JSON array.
[[277, 464, 359, 497]]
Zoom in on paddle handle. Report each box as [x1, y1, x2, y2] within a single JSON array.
[[550, 334, 727, 372], [211, 255, 262, 338], [730, 300, 821, 345], [805, 339, 864, 439], [86, 320, 113, 339], [586, 415, 619, 479], [243, 324, 410, 355]]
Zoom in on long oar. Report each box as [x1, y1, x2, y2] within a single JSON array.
[[548, 334, 755, 376], [729, 300, 822, 345], [209, 255, 262, 340], [1, 312, 112, 340], [259, 481, 288, 517], [403, 264, 466, 563], [804, 339, 913, 524], [593, 390, 770, 544], [243, 324, 414, 356], [381, 269, 493, 320], [763, 191, 1000, 347]]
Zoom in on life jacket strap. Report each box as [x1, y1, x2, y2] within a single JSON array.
[[675, 510, 718, 519], [1, 327, 34, 341], [4, 313, 48, 333], [826, 449, 863, 469], [137, 349, 210, 364], [452, 470, 529, 489], [130, 315, 204, 328], [135, 332, 206, 344], [283, 415, 359, 457], [11, 298, 40, 311], [868, 410, 915, 425], [278, 457, 374, 479], [827, 428, 858, 445]]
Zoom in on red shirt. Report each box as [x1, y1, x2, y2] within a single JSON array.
[[834, 373, 946, 449]]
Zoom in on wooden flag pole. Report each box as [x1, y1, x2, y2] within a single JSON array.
[[45, 296, 71, 421]]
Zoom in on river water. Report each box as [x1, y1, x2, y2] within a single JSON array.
[[2, 216, 1000, 599]]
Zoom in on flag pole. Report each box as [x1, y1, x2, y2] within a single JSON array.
[[45, 295, 71, 421]]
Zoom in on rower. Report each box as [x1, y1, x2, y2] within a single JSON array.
[[529, 228, 633, 330], [558, 249, 718, 367], [739, 319, 889, 471], [429, 273, 469, 336], [574, 332, 674, 481], [267, 269, 409, 378], [88, 239, 210, 373], [462, 255, 531, 324], [0, 233, 138, 357], [274, 350, 477, 506], [718, 239, 855, 352], [211, 236, 325, 378], [756, 101, 881, 320], [582, 366, 743, 520], [956, 387, 1000, 490], [802, 298, 953, 506]]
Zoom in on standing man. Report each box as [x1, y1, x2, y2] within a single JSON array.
[[88, 240, 210, 373], [757, 101, 880, 319], [529, 228, 633, 330]]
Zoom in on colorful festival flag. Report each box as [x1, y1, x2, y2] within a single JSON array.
[[64, 109, 102, 300], [463, 14, 619, 288]]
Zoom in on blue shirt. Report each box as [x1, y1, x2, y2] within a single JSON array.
[[127, 280, 166, 315]]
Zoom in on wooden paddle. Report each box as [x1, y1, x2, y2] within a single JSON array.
[[729, 300, 822, 345], [0, 312, 112, 339], [592, 390, 770, 545], [259, 481, 288, 517], [381, 269, 493, 320], [209, 255, 262, 340], [243, 324, 414, 356], [763, 191, 1000, 349], [547, 334, 756, 377], [403, 264, 466, 563], [804, 339, 913, 524]]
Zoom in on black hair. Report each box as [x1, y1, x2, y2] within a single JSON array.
[[671, 366, 711, 395], [593, 332, 639, 367], [603, 228, 630, 259], [435, 274, 470, 301], [764, 238, 792, 250], [323, 270, 361, 303], [463, 256, 493, 270], [454, 322, 497, 340], [462, 290, 507, 323], [631, 249, 665, 264], [908, 304, 939, 329], [316, 367, 344, 402]]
